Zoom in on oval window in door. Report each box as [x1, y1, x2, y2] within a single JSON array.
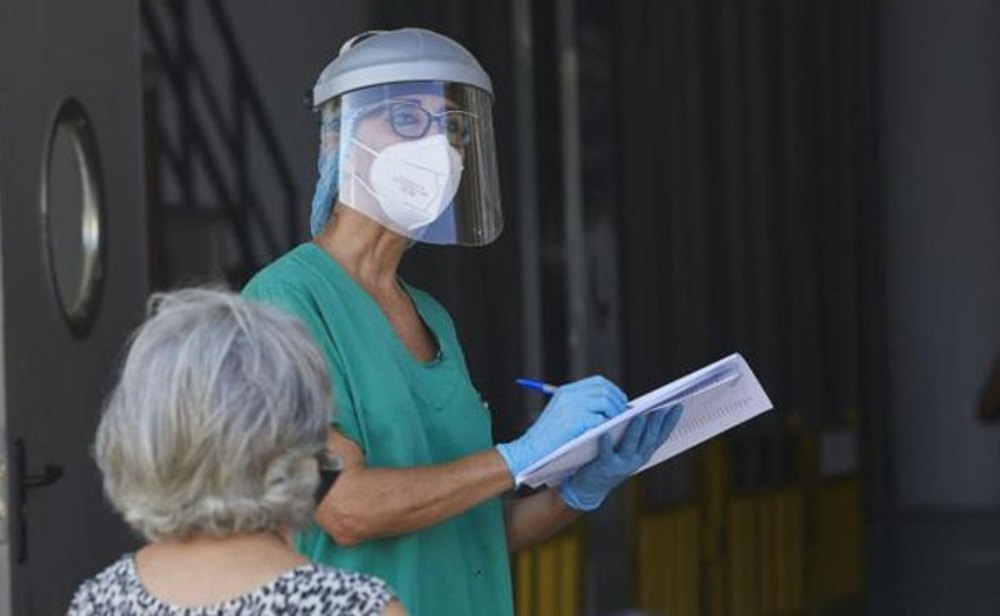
[[42, 99, 106, 336]]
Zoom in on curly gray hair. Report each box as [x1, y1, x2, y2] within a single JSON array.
[[94, 288, 331, 540]]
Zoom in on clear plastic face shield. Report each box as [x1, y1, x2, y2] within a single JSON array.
[[315, 81, 502, 246]]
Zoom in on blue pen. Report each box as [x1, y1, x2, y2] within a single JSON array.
[[515, 378, 559, 395]]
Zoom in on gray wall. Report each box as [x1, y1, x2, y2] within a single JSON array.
[[145, 0, 371, 280], [180, 0, 370, 233], [881, 0, 1000, 509]]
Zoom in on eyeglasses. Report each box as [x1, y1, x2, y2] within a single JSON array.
[[386, 100, 476, 146], [314, 450, 343, 505], [320, 99, 478, 147]]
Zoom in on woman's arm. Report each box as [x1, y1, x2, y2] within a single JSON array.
[[315, 376, 630, 546], [315, 429, 514, 546], [503, 489, 581, 553]]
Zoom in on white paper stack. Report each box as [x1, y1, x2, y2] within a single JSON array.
[[518, 353, 773, 488]]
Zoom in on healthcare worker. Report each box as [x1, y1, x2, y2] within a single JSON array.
[[243, 28, 682, 616]]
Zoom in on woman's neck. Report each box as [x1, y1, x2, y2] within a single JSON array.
[[314, 205, 408, 293], [314, 205, 439, 362], [149, 530, 291, 553], [134, 531, 306, 607]]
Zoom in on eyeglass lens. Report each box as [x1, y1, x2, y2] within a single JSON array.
[[388, 102, 472, 145]]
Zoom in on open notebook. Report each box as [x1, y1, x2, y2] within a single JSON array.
[[517, 353, 773, 488]]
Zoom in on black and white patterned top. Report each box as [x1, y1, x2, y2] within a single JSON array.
[[67, 554, 396, 615]]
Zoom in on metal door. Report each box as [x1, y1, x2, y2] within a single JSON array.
[[0, 1, 147, 613]]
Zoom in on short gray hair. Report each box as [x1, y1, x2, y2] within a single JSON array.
[[95, 288, 331, 541]]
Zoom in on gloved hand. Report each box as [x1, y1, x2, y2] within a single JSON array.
[[497, 376, 629, 478], [560, 404, 683, 511]]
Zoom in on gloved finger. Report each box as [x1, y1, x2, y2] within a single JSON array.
[[618, 414, 649, 455], [590, 389, 626, 417], [579, 376, 629, 409], [561, 376, 628, 411], [637, 409, 671, 457], [597, 432, 615, 461], [599, 379, 629, 409], [582, 391, 627, 419], [654, 405, 683, 444], [577, 383, 625, 411], [609, 395, 630, 416]]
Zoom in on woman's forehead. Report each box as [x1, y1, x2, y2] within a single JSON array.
[[396, 93, 456, 108], [376, 93, 460, 113], [321, 90, 463, 127]]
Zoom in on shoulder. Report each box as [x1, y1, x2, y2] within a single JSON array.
[[243, 246, 334, 324], [280, 565, 397, 615], [67, 555, 138, 614], [244, 244, 322, 296]]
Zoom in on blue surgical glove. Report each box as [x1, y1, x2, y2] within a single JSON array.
[[497, 376, 629, 478], [560, 404, 683, 511]]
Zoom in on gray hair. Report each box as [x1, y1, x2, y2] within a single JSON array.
[[94, 288, 331, 541]]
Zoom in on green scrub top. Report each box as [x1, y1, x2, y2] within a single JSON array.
[[243, 242, 513, 616]]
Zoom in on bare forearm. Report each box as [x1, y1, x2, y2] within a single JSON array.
[[317, 448, 514, 545], [504, 488, 581, 552]]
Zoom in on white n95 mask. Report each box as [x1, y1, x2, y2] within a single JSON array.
[[350, 134, 464, 232]]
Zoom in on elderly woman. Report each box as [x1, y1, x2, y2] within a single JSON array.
[[243, 29, 681, 615], [68, 289, 407, 615]]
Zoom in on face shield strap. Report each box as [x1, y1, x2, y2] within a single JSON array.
[[342, 162, 378, 208], [341, 137, 383, 209]]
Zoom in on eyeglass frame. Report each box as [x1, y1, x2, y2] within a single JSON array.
[[385, 99, 476, 145], [321, 97, 478, 147]]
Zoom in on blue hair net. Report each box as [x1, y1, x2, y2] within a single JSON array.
[[309, 145, 339, 237]]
